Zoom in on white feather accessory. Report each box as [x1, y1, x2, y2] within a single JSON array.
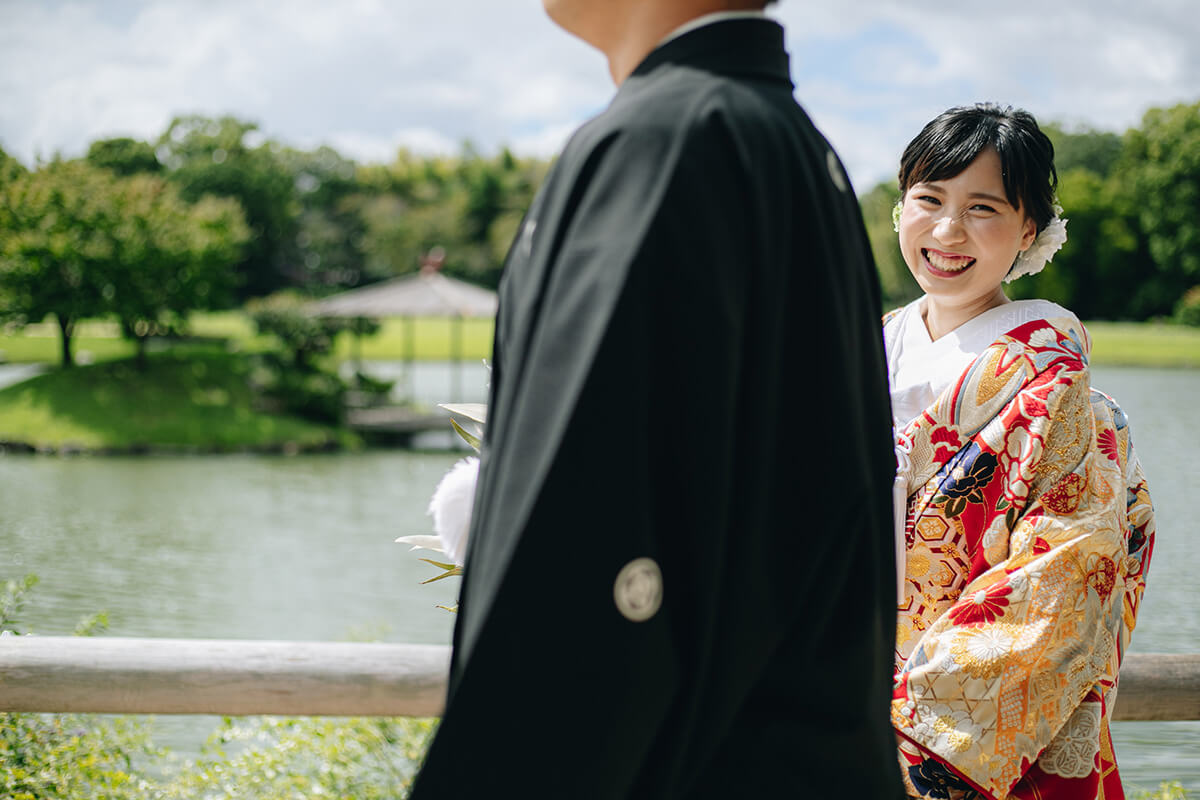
[[426, 456, 479, 565]]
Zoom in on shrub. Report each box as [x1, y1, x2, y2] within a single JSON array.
[[1174, 285, 1200, 327], [1, 575, 158, 800], [0, 574, 436, 799], [159, 716, 435, 800], [1130, 782, 1191, 800]]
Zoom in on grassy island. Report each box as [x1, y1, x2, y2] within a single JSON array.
[[0, 350, 358, 454], [0, 315, 1197, 455]]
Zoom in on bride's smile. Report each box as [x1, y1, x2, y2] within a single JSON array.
[[922, 247, 975, 276]]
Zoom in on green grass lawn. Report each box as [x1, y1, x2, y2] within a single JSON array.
[[2, 314, 1197, 371], [1085, 321, 1200, 368], [0, 320, 136, 364], [0, 350, 355, 452], [0, 313, 495, 365]]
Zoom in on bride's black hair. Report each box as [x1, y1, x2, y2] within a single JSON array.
[[898, 104, 1058, 232]]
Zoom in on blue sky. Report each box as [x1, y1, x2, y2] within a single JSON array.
[[1, 0, 1197, 190]]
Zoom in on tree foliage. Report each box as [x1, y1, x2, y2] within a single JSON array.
[[0, 160, 122, 366], [0, 160, 249, 366], [859, 180, 918, 306], [104, 174, 250, 363], [1043, 123, 1123, 177], [0, 145, 27, 185], [279, 145, 368, 288], [158, 116, 298, 301], [1123, 102, 1200, 316], [352, 145, 546, 288], [86, 137, 162, 176]]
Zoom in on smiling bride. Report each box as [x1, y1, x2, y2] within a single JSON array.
[[885, 104, 1156, 800]]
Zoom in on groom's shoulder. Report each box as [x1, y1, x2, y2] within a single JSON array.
[[571, 70, 803, 170], [621, 63, 795, 128]]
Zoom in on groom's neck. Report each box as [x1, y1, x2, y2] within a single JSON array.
[[547, 0, 767, 86]]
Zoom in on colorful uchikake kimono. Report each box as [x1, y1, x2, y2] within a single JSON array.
[[885, 299, 1155, 800]]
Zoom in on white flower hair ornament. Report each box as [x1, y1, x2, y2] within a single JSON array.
[[1005, 204, 1068, 283]]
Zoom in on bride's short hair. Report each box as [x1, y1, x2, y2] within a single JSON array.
[[898, 104, 1058, 233]]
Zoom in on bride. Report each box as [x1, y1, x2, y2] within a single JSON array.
[[885, 104, 1155, 800]]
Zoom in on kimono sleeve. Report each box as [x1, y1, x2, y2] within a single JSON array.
[[892, 365, 1150, 800]]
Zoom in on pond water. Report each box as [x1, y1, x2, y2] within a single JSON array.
[[0, 364, 1196, 790]]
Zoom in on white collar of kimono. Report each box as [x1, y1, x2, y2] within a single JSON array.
[[658, 10, 767, 47], [885, 296, 1078, 428]]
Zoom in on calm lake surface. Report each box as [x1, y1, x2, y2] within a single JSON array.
[[0, 364, 1196, 790]]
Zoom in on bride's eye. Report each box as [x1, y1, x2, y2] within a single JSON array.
[[971, 204, 997, 214], [915, 195, 940, 205]]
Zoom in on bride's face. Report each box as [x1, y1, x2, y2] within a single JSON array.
[[898, 147, 1037, 314]]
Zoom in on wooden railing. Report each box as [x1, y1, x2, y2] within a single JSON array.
[[0, 637, 449, 717], [1, 637, 1198, 722]]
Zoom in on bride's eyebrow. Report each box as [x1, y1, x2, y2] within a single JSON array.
[[967, 191, 1011, 206], [911, 184, 1012, 208]]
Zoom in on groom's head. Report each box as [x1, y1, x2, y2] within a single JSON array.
[[544, 0, 775, 83], [543, 0, 774, 31]]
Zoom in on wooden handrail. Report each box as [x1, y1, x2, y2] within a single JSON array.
[[0, 637, 449, 716], [0, 637, 1196, 721], [1109, 652, 1200, 722]]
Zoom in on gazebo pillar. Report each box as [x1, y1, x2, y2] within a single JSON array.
[[451, 315, 464, 402]]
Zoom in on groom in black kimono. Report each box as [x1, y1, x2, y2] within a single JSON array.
[[411, 2, 903, 798]]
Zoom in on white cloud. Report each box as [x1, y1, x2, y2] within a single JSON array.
[[772, 0, 1199, 184], [1, 0, 1196, 190]]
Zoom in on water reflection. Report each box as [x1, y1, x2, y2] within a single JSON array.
[[1, 451, 461, 644]]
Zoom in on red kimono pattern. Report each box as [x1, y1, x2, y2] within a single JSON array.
[[888, 315, 1155, 800]]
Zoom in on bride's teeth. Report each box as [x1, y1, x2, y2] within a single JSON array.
[[925, 250, 974, 271]]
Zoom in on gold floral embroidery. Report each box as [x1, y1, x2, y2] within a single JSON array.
[[950, 624, 1017, 680], [933, 715, 975, 753], [1042, 471, 1086, 514]]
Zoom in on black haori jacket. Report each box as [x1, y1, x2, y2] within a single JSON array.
[[411, 19, 903, 800]]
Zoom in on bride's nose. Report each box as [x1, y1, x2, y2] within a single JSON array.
[[932, 213, 966, 244]]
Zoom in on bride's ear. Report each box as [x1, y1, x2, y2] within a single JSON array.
[[1018, 216, 1037, 251]]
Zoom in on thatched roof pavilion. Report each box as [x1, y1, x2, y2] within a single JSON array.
[[307, 258, 497, 402], [306, 269, 497, 320]]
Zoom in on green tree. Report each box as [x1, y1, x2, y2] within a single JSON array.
[[1121, 101, 1200, 317], [0, 161, 249, 367], [103, 174, 250, 365], [355, 149, 462, 282], [157, 115, 298, 301], [0, 145, 26, 185], [86, 137, 162, 176], [451, 146, 547, 288], [278, 145, 369, 287], [352, 145, 547, 290], [1043, 123, 1123, 177], [859, 180, 918, 308], [246, 292, 371, 423], [1007, 165, 1150, 319], [0, 160, 117, 366]]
